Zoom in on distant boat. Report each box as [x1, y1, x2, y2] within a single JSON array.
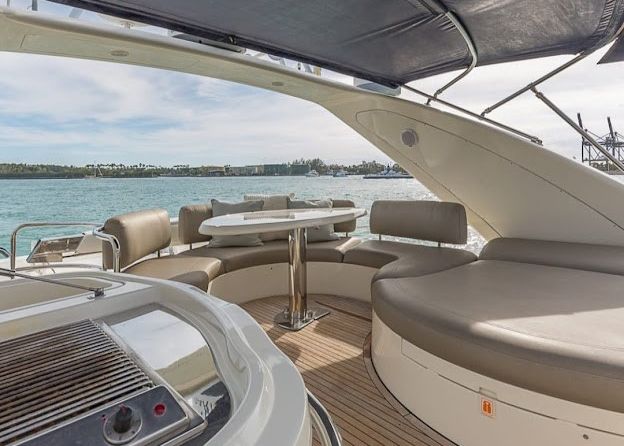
[[84, 165, 104, 179], [364, 167, 413, 179], [305, 170, 320, 177], [333, 169, 348, 177]]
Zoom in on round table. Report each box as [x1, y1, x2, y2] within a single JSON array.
[[199, 208, 367, 330]]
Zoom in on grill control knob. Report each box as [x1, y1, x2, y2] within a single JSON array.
[[113, 405, 133, 433], [103, 404, 142, 444]]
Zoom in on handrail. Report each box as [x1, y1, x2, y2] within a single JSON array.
[[402, 84, 543, 144], [92, 228, 121, 273], [0, 267, 105, 298], [15, 263, 104, 272], [307, 390, 341, 446], [0, 247, 9, 259], [10, 222, 101, 272]]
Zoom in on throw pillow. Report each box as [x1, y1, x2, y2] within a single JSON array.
[[287, 198, 339, 242], [209, 199, 264, 247]]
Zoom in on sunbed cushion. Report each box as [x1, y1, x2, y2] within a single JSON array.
[[344, 240, 476, 278], [373, 260, 624, 413], [480, 237, 624, 275], [125, 255, 223, 291]]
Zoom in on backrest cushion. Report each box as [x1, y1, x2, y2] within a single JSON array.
[[103, 208, 171, 270], [244, 194, 291, 241], [178, 204, 213, 245], [331, 199, 357, 234], [480, 238, 624, 276], [244, 193, 292, 210], [208, 199, 264, 248], [287, 198, 339, 242], [370, 200, 467, 244]]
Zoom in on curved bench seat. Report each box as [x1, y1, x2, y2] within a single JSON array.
[[124, 255, 222, 291], [373, 259, 624, 413], [344, 240, 476, 280], [179, 237, 361, 274]]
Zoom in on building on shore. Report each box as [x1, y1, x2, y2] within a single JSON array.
[[262, 164, 289, 176], [226, 163, 311, 176], [226, 165, 265, 176]]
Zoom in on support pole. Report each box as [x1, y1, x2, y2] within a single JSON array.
[[275, 227, 329, 331], [426, 11, 477, 103], [481, 53, 588, 116], [532, 87, 624, 173], [288, 227, 307, 322], [403, 84, 543, 145]]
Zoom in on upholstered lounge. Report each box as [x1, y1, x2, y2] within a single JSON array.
[[372, 237, 624, 413], [102, 199, 476, 292], [103, 200, 624, 419], [344, 200, 477, 279]]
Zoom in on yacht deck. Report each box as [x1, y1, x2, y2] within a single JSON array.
[[241, 295, 454, 446]]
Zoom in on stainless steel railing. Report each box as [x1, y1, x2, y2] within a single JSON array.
[[10, 222, 100, 271], [0, 267, 105, 298], [6, 222, 121, 275], [92, 228, 121, 273], [308, 390, 341, 446]]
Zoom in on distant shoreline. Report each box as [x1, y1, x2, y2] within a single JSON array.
[[0, 160, 408, 179], [0, 174, 354, 180]]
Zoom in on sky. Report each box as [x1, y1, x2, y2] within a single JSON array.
[[0, 1, 623, 167]]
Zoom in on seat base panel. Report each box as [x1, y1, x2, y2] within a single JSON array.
[[371, 313, 624, 446]]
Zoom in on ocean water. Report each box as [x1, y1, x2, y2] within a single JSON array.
[[0, 176, 485, 256]]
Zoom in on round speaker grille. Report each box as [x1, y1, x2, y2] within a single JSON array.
[[401, 129, 418, 147]]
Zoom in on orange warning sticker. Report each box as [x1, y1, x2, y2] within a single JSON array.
[[480, 398, 495, 418]]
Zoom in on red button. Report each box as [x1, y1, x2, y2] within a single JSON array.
[[154, 403, 166, 416]]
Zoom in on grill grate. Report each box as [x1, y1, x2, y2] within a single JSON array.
[[0, 320, 154, 445]]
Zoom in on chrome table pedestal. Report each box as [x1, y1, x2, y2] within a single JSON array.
[[275, 227, 330, 331]]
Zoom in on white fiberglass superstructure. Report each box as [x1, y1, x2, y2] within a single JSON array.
[[2, 2, 624, 446]]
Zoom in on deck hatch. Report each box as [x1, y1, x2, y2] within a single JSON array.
[[0, 320, 154, 445]]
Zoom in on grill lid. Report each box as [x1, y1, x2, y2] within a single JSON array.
[[0, 320, 154, 445]]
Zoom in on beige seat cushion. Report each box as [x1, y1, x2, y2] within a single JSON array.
[[373, 260, 624, 413], [181, 241, 290, 272], [370, 200, 467, 244], [181, 237, 360, 272], [103, 208, 171, 270], [480, 237, 624, 275], [307, 237, 362, 263], [125, 255, 223, 291], [343, 240, 476, 278]]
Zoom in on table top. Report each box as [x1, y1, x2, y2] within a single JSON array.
[[199, 208, 367, 236]]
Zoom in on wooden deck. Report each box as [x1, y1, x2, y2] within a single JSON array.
[[241, 295, 453, 446]]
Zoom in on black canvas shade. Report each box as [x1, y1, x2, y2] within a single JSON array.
[[49, 0, 624, 86]]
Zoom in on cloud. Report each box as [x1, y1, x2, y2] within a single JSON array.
[[0, 52, 383, 165]]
